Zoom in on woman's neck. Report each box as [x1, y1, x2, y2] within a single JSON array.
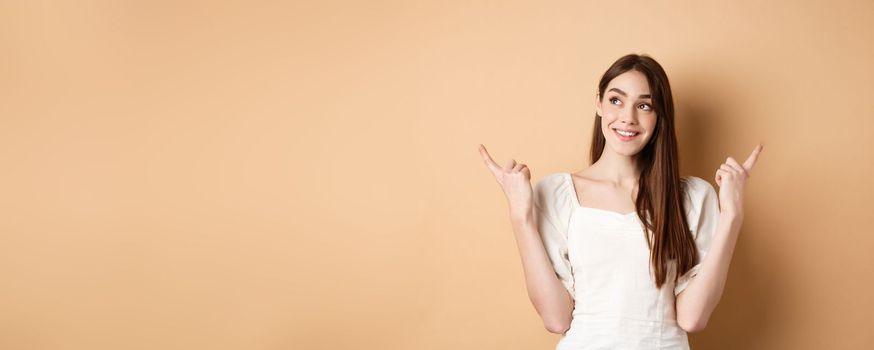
[[590, 149, 640, 188]]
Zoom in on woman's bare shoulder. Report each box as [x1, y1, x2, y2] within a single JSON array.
[[569, 167, 606, 187]]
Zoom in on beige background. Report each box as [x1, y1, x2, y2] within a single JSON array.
[[1, 0, 872, 349]]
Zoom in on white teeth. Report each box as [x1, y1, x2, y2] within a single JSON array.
[[615, 129, 639, 137]]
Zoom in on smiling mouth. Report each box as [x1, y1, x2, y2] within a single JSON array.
[[612, 128, 640, 140]]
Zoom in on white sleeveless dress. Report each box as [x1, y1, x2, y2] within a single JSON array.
[[533, 172, 720, 349]]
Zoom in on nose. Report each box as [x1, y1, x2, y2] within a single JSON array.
[[619, 107, 638, 125]]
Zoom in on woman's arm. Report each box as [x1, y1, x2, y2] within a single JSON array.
[[477, 144, 574, 334], [677, 143, 762, 332], [510, 210, 574, 334], [675, 212, 742, 332]]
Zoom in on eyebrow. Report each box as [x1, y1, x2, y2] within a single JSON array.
[[608, 88, 651, 99]]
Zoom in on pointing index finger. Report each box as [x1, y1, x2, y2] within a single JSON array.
[[478, 144, 501, 171], [743, 143, 764, 170]]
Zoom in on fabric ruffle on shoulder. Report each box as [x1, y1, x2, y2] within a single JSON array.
[[532, 172, 576, 299], [674, 176, 720, 296]]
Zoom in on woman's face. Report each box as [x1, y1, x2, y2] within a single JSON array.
[[595, 70, 658, 157]]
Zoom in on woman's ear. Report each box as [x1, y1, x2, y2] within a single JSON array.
[[594, 92, 603, 116]]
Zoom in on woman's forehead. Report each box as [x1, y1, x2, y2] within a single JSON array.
[[608, 71, 651, 96]]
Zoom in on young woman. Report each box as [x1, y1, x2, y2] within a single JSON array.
[[478, 53, 763, 349]]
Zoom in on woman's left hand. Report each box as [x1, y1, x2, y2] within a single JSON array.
[[715, 144, 764, 219]]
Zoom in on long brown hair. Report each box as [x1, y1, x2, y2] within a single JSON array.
[[589, 53, 697, 289]]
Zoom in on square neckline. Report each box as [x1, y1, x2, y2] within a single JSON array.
[[564, 172, 638, 218]]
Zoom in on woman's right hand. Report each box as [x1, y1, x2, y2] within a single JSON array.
[[478, 144, 534, 220]]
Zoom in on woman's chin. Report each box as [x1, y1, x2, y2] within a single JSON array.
[[607, 144, 644, 157]]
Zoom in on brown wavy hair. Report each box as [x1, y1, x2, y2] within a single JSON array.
[[589, 53, 697, 289]]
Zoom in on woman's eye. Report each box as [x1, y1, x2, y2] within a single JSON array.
[[610, 97, 621, 105], [639, 103, 652, 111]]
